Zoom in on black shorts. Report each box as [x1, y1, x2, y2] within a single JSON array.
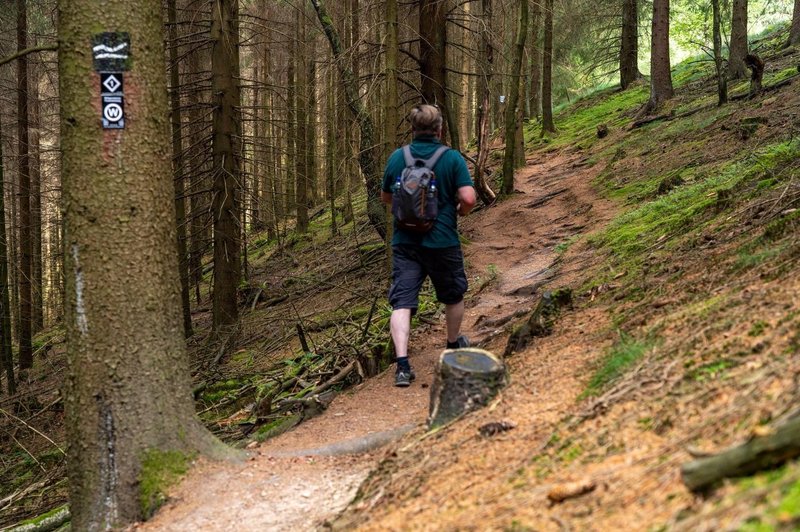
[[388, 245, 468, 311]]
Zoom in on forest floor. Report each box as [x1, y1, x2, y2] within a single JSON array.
[[134, 150, 616, 531]]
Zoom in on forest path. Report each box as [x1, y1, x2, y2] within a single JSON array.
[[135, 149, 614, 531]]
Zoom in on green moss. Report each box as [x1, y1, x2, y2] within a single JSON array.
[[582, 332, 658, 397], [13, 504, 70, 529], [749, 320, 769, 337], [139, 449, 192, 519]]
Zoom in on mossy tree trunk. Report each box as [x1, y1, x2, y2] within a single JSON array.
[[58, 0, 229, 528], [211, 0, 242, 336], [712, 0, 728, 105]]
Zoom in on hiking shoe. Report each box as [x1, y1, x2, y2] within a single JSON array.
[[455, 335, 470, 348], [395, 368, 416, 387]]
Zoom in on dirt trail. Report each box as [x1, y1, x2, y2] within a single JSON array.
[[136, 150, 615, 531]]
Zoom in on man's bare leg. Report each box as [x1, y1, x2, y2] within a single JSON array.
[[390, 308, 413, 358], [445, 300, 465, 344]]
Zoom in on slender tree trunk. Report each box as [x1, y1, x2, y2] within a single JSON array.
[[29, 56, 43, 334], [729, 0, 748, 80], [58, 0, 233, 527], [168, 0, 193, 338], [789, 0, 800, 46], [473, 0, 497, 205], [296, 8, 309, 233], [713, 0, 728, 105], [327, 65, 338, 237], [541, 0, 556, 134], [385, 0, 399, 157], [0, 117, 16, 395], [501, 0, 528, 195], [620, 0, 641, 89], [211, 0, 242, 335], [16, 0, 33, 370], [311, 0, 387, 239], [644, 0, 673, 114], [307, 56, 317, 204], [527, 0, 541, 119]]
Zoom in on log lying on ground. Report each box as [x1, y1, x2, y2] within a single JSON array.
[[681, 415, 800, 492], [428, 348, 507, 428]]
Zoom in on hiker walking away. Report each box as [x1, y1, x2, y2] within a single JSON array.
[[381, 104, 477, 387]]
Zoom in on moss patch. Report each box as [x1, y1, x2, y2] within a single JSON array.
[[139, 449, 193, 519]]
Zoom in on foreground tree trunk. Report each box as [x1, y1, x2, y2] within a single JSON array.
[[501, 0, 528, 195], [619, 0, 641, 89], [419, 0, 449, 142], [17, 0, 33, 370], [211, 0, 242, 335], [729, 0, 748, 80], [59, 0, 231, 528], [643, 0, 673, 114]]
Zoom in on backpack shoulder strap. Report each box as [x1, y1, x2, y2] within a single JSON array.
[[401, 145, 415, 167], [422, 145, 450, 170]]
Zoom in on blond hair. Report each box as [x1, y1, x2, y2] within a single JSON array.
[[409, 104, 443, 136]]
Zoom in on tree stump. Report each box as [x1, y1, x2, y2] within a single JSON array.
[[428, 348, 507, 428]]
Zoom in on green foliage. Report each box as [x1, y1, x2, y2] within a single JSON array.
[[139, 449, 192, 519], [583, 332, 657, 397]]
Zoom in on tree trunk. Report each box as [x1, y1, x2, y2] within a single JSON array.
[[501, 0, 528, 195], [16, 0, 33, 370], [29, 56, 43, 334], [644, 0, 673, 114], [620, 0, 641, 89], [527, 0, 541, 119], [311, 0, 387, 239], [385, 0, 399, 157], [211, 0, 242, 336], [58, 0, 233, 526], [729, 0, 748, 80], [0, 116, 16, 395], [541, 0, 555, 134], [168, 0, 193, 338], [789, 0, 800, 46], [713, 0, 728, 105], [419, 0, 449, 142], [295, 8, 309, 234], [473, 0, 497, 206]]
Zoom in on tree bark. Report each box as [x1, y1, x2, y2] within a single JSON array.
[[729, 0, 748, 80], [168, 0, 193, 338], [311, 0, 387, 239], [541, 0, 555, 134], [295, 8, 309, 233], [419, 0, 449, 142], [58, 0, 233, 527], [712, 0, 728, 105], [620, 0, 641, 89], [789, 0, 800, 46], [29, 54, 43, 334], [644, 0, 673, 114], [527, 0, 541, 119], [211, 0, 242, 335], [16, 0, 33, 370], [0, 116, 16, 395], [501, 0, 528, 195], [385, 0, 399, 157]]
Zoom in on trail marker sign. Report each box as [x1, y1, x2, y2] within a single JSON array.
[[93, 33, 130, 130]]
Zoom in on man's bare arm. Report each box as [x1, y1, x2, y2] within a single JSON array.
[[457, 185, 477, 216]]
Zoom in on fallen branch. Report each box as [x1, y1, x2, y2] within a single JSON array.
[[681, 415, 800, 492], [0, 43, 58, 68]]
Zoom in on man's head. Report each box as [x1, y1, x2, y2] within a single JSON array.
[[409, 104, 443, 138]]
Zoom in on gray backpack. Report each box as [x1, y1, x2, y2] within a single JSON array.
[[391, 145, 450, 233]]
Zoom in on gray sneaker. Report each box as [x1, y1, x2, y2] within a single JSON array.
[[455, 335, 470, 348], [395, 368, 416, 387]]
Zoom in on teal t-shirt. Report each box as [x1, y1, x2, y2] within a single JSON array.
[[382, 136, 474, 248]]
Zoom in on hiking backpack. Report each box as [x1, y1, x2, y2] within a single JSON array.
[[391, 145, 450, 233]]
